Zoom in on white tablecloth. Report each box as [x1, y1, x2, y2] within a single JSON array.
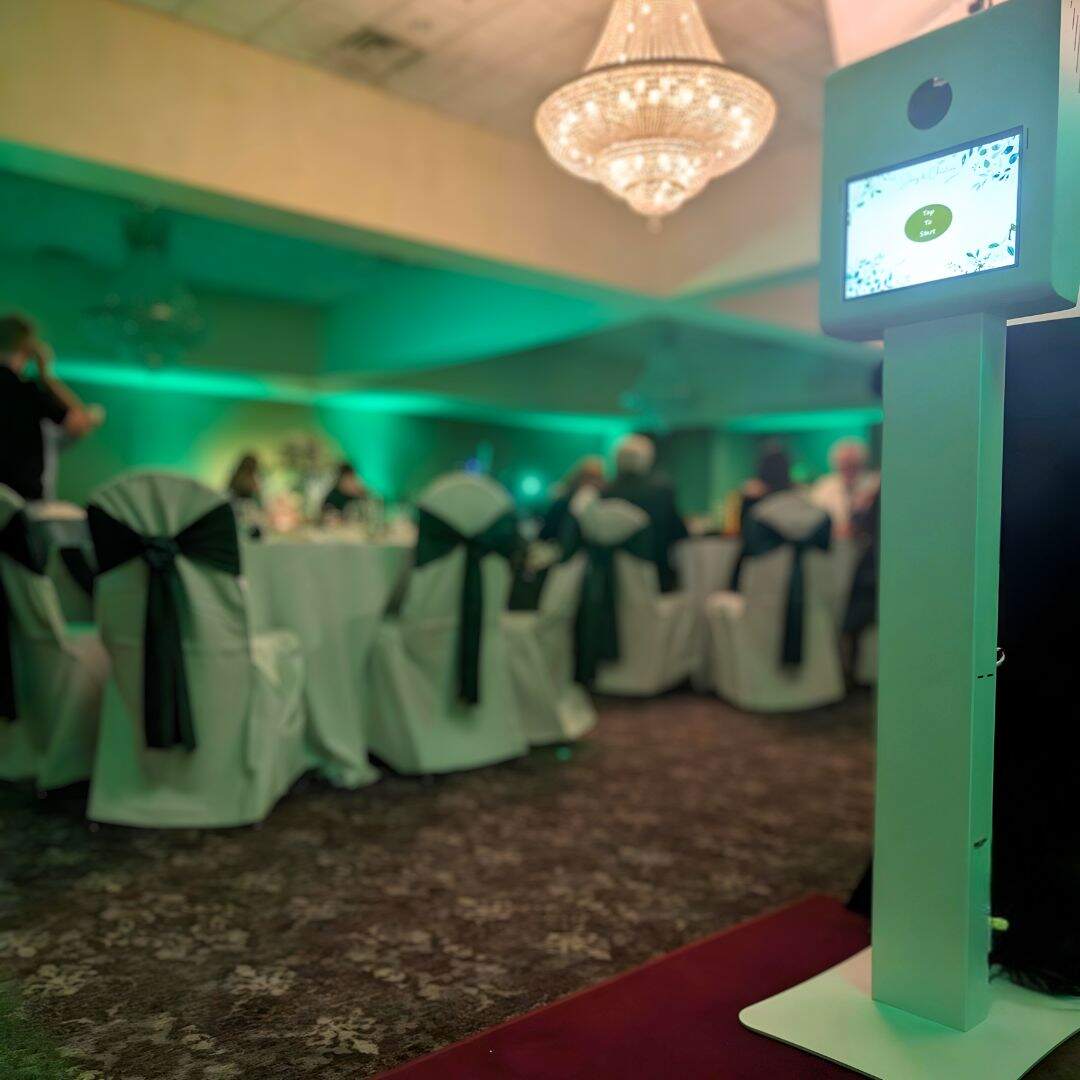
[[674, 537, 740, 689], [243, 538, 411, 787], [26, 503, 95, 624]]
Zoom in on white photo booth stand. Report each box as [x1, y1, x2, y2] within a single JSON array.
[[741, 1, 1080, 1076]]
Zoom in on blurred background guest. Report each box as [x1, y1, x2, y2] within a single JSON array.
[[604, 433, 687, 592], [731, 442, 795, 589], [539, 455, 605, 548], [322, 461, 369, 522], [739, 441, 793, 528], [226, 451, 265, 537], [227, 452, 262, 506], [0, 313, 103, 501], [811, 437, 878, 539]]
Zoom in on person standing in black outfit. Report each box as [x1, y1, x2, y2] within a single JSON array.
[[603, 434, 688, 592], [0, 314, 102, 500]]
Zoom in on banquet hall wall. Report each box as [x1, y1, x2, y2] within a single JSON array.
[[49, 379, 621, 509], [8, 244, 879, 510]]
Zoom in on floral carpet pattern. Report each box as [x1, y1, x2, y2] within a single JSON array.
[[4, 692, 877, 1077]]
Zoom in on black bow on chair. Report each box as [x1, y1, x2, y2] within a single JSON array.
[[568, 524, 654, 687], [414, 507, 520, 705], [0, 509, 48, 721], [60, 547, 97, 598], [740, 514, 832, 667], [87, 501, 241, 751]]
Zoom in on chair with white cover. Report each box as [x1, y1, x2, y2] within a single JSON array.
[[0, 485, 108, 790], [854, 624, 878, 686], [576, 499, 696, 697], [706, 490, 844, 711], [503, 554, 597, 745], [368, 472, 528, 774], [86, 472, 309, 828]]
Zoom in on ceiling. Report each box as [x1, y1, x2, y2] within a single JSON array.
[[122, 0, 834, 147]]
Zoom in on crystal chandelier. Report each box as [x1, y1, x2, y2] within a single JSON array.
[[535, 0, 777, 219]]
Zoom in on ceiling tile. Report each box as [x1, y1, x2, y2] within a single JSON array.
[[373, 0, 505, 52], [114, 0, 832, 152], [180, 0, 296, 38], [127, 0, 187, 10], [254, 0, 389, 59]]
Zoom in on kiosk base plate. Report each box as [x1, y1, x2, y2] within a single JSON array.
[[740, 947, 1080, 1079]]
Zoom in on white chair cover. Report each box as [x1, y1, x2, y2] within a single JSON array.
[[855, 623, 878, 686], [0, 485, 108, 790], [579, 499, 696, 697], [368, 472, 528, 774], [706, 490, 845, 711], [87, 472, 309, 828], [503, 555, 597, 745]]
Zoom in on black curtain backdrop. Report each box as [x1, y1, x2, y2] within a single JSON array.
[[993, 316, 1080, 993]]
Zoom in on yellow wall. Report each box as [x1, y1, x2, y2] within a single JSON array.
[[0, 0, 675, 294]]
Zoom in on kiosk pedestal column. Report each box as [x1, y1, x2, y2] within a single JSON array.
[[740, 314, 1080, 1078], [873, 311, 1004, 1031]]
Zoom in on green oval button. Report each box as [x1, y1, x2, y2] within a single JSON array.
[[905, 203, 952, 243]]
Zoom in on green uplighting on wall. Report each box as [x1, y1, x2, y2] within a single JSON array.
[[53, 358, 298, 403], [53, 357, 634, 437], [723, 406, 883, 434], [319, 391, 633, 437]]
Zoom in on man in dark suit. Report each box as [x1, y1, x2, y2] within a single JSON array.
[[603, 434, 688, 592]]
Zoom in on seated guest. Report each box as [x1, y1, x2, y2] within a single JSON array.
[[0, 313, 103, 501], [810, 437, 878, 539], [322, 461, 369, 521], [539, 455, 605, 547], [227, 452, 263, 505], [603, 434, 687, 592], [738, 442, 793, 528], [731, 444, 795, 589], [226, 452, 265, 537]]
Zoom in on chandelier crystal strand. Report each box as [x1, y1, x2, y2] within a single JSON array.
[[535, 0, 777, 219]]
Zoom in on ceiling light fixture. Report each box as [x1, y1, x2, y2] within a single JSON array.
[[535, 0, 777, 220]]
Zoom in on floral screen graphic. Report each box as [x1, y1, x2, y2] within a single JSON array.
[[845, 131, 1021, 299]]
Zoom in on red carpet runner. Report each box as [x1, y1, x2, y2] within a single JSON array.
[[379, 895, 869, 1079]]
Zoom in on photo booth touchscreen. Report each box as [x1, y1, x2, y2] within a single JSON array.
[[845, 129, 1022, 299]]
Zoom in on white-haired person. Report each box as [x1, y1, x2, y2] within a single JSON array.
[[810, 437, 879, 539], [602, 434, 688, 592]]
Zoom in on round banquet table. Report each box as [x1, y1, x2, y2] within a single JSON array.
[[243, 536, 412, 788], [674, 537, 740, 689]]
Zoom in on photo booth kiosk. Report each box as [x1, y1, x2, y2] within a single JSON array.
[[741, 0, 1080, 1075]]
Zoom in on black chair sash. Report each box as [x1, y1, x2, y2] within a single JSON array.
[[60, 547, 97, 598], [0, 509, 48, 722], [740, 514, 831, 667], [414, 507, 520, 705], [87, 501, 241, 751], [569, 524, 654, 687]]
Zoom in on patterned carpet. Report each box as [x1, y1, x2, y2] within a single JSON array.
[[3, 691, 878, 1079]]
